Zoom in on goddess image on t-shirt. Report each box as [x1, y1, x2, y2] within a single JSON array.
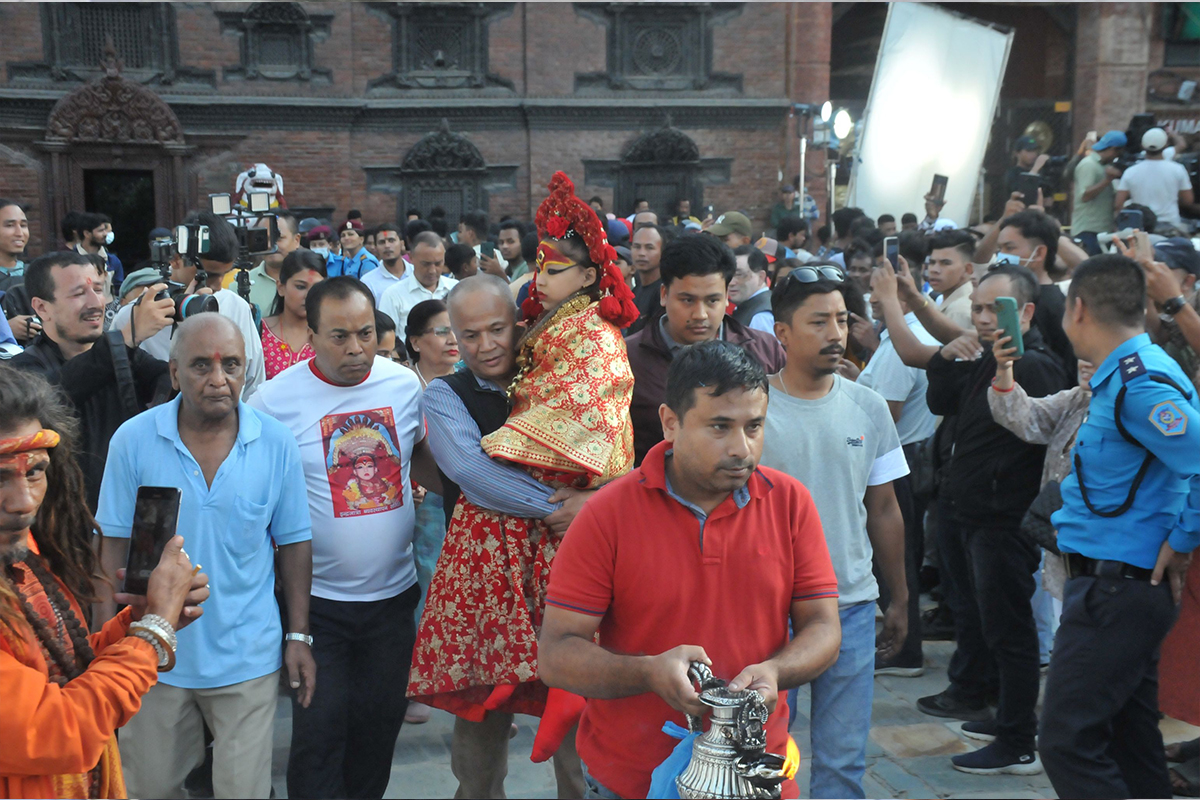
[[320, 409, 404, 517]]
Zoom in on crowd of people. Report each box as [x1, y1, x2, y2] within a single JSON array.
[[0, 124, 1197, 800]]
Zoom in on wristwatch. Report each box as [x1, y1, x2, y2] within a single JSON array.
[[285, 632, 313, 646], [1162, 295, 1188, 316]]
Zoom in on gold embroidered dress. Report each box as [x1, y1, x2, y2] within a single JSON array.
[[406, 294, 633, 719]]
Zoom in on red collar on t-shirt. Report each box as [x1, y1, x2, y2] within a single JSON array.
[[308, 359, 372, 387]]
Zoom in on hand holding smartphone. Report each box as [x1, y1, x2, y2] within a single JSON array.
[[122, 486, 182, 596], [883, 236, 900, 272], [994, 297, 1025, 357]]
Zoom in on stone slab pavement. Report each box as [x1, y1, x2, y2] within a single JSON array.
[[260, 636, 1198, 798]]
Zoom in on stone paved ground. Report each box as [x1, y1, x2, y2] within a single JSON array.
[[265, 637, 1199, 799]]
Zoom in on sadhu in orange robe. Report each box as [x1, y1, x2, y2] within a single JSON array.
[[1, 532, 159, 799], [407, 293, 634, 721]]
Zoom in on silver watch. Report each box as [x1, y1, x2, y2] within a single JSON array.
[[285, 632, 313, 646]]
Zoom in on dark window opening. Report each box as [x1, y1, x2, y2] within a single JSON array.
[[84, 169, 155, 268]]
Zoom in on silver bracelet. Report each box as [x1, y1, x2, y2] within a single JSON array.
[[131, 614, 177, 653], [128, 628, 172, 670]]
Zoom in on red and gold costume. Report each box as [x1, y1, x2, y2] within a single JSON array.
[[407, 172, 637, 728], [1, 431, 159, 799]]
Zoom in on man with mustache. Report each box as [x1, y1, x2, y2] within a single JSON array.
[[11, 251, 174, 511], [758, 267, 910, 799], [626, 234, 785, 465], [539, 340, 842, 800], [249, 276, 445, 799]]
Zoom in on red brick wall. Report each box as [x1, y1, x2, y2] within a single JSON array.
[[0, 4, 45, 80]]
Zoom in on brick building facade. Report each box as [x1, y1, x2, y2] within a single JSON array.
[[0, 2, 832, 264]]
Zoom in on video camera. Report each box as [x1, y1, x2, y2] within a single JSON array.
[[209, 191, 277, 320], [145, 224, 220, 321]]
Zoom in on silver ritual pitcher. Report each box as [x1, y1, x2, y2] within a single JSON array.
[[675, 663, 788, 800]]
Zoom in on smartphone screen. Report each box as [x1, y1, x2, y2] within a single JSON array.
[[995, 297, 1025, 357], [884, 236, 899, 271], [1016, 172, 1041, 207], [122, 486, 182, 595], [930, 174, 949, 204]]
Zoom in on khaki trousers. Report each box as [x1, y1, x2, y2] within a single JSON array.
[[120, 670, 279, 799], [452, 713, 584, 799]]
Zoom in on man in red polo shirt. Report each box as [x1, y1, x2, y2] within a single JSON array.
[[539, 340, 842, 800]]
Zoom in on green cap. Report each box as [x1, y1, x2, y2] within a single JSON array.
[[708, 211, 752, 238]]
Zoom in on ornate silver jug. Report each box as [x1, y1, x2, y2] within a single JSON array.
[[675, 663, 788, 799]]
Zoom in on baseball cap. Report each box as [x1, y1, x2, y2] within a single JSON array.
[[1092, 130, 1127, 151], [781, 184, 796, 193], [148, 227, 172, 240], [606, 218, 630, 245], [1015, 136, 1040, 152], [708, 211, 752, 238], [614, 245, 632, 264], [298, 217, 321, 235], [1142, 127, 1169, 153], [118, 267, 164, 300], [1154, 238, 1200, 276], [754, 236, 787, 263]]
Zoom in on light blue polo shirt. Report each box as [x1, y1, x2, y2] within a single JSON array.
[[96, 396, 312, 689]]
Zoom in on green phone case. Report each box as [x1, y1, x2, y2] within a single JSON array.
[[995, 296, 1024, 356]]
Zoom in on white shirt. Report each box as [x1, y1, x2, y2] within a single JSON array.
[[110, 287, 265, 398], [360, 262, 411, 305], [858, 312, 940, 446], [378, 274, 457, 337], [248, 356, 424, 602], [1117, 157, 1193, 231], [742, 287, 776, 334]]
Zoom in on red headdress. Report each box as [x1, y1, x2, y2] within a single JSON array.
[[524, 172, 640, 328]]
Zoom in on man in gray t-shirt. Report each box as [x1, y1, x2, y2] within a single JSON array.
[[761, 276, 909, 800]]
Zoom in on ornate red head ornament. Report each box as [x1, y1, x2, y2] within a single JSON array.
[[524, 171, 640, 328]]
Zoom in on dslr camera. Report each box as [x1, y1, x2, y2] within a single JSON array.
[[146, 224, 220, 321]]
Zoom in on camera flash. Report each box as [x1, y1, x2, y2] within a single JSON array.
[[249, 192, 269, 214]]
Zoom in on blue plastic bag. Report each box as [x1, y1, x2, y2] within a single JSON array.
[[647, 721, 700, 799]]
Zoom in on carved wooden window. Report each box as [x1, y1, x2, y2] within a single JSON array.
[[367, 3, 513, 92], [396, 120, 488, 225], [574, 3, 743, 92], [217, 3, 333, 82], [8, 3, 214, 86]]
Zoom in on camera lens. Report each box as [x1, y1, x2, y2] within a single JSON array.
[[176, 294, 221, 321]]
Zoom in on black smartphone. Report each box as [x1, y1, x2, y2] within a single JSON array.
[[929, 174, 949, 204], [122, 486, 182, 596], [884, 236, 900, 271], [1015, 172, 1042, 207], [1115, 208, 1144, 232], [704, 205, 715, 219], [479, 241, 495, 259]]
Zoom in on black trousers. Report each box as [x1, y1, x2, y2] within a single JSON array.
[[877, 467, 924, 665], [947, 522, 1040, 751], [287, 585, 421, 800], [940, 503, 998, 702], [1040, 575, 1177, 799]]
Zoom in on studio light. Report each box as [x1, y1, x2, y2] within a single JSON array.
[[833, 109, 853, 141], [821, 101, 832, 123]]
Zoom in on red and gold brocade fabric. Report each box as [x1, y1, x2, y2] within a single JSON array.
[[407, 297, 633, 720]]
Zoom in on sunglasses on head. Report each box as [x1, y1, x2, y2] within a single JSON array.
[[783, 266, 845, 286]]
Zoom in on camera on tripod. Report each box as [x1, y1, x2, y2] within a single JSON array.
[[210, 191, 279, 259], [146, 224, 220, 321]]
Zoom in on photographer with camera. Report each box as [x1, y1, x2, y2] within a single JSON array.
[[1072, 131, 1127, 256], [110, 211, 266, 397], [9, 251, 174, 510]]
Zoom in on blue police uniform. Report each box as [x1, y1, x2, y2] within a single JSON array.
[[324, 248, 379, 280], [1041, 333, 1199, 798]]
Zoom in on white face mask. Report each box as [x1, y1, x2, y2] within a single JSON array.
[[103, 231, 115, 246], [310, 245, 329, 257]]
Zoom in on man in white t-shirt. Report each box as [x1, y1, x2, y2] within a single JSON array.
[[250, 276, 443, 800], [760, 276, 909, 799], [111, 211, 265, 396], [1114, 127, 1196, 233], [379, 231, 456, 334], [360, 222, 411, 304]]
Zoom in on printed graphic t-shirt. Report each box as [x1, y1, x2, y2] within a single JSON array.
[[249, 355, 424, 601]]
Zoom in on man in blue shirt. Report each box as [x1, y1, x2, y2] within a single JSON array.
[[96, 313, 315, 799], [1042, 253, 1199, 799]]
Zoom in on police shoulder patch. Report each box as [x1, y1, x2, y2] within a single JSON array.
[[1119, 352, 1147, 382], [1149, 400, 1188, 436]]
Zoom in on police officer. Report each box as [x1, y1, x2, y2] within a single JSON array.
[[1041, 253, 1198, 799], [336, 218, 380, 279]]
